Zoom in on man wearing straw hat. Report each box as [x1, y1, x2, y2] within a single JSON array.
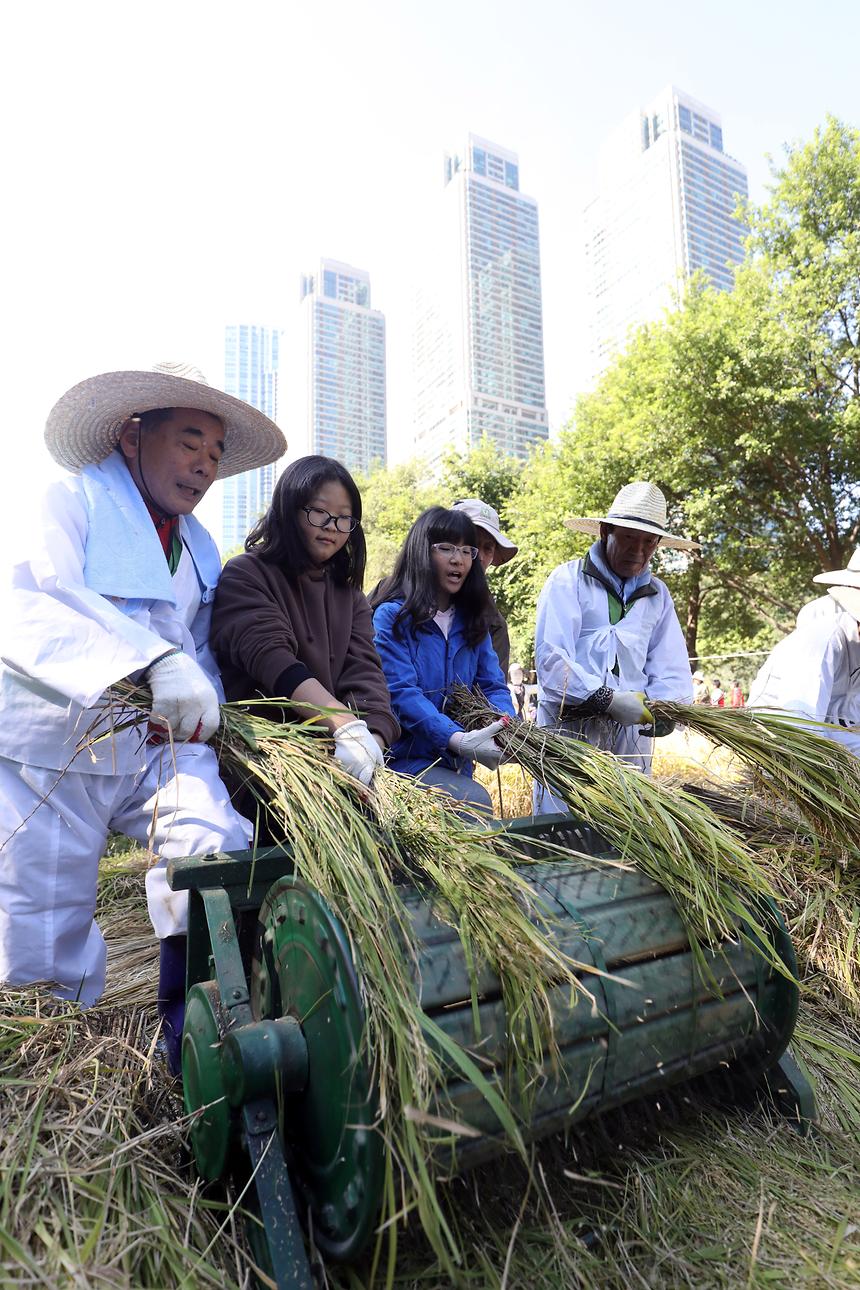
[[0, 362, 286, 1061], [533, 481, 696, 804], [747, 550, 860, 756], [452, 497, 518, 675]]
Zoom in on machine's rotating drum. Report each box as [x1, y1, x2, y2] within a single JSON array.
[[250, 876, 383, 1262]]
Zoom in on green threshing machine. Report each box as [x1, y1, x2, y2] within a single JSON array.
[[167, 812, 815, 1288]]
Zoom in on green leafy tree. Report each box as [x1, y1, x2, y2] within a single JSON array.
[[357, 461, 438, 592], [506, 118, 860, 665]]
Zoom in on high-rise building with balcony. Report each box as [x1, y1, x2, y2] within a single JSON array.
[[413, 134, 549, 474], [298, 260, 386, 473], [584, 85, 748, 382], [221, 324, 280, 553]]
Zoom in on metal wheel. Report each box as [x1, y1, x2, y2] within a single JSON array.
[[250, 876, 384, 1262]]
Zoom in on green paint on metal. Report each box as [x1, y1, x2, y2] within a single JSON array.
[[250, 876, 384, 1264], [182, 982, 233, 1182]]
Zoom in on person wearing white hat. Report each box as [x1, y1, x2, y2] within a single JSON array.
[[0, 362, 286, 1067], [533, 481, 696, 802], [747, 549, 860, 756], [452, 498, 518, 676]]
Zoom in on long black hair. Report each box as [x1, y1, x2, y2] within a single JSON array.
[[245, 455, 366, 588], [369, 506, 493, 646]]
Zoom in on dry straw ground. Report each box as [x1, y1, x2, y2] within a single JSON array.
[[1, 730, 858, 1288]]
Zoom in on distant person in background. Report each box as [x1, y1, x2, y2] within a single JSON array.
[[730, 679, 745, 708], [452, 499, 517, 676], [692, 670, 710, 704], [748, 550, 860, 758], [534, 481, 696, 808], [509, 661, 527, 718], [710, 679, 726, 707]]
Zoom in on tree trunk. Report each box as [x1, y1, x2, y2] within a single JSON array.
[[685, 557, 702, 659]]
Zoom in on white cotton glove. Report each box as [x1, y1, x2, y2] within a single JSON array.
[[145, 651, 221, 743], [332, 719, 385, 786], [606, 690, 654, 727], [448, 718, 507, 771]]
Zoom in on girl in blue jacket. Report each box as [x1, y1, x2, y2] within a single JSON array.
[[370, 507, 515, 811]]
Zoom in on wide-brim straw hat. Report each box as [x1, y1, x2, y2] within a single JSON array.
[[812, 548, 860, 590], [453, 498, 518, 565], [564, 481, 699, 552], [45, 360, 287, 480]]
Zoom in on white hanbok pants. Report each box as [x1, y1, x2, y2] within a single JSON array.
[[0, 743, 251, 1006]]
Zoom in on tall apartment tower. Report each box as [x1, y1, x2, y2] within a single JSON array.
[[413, 134, 549, 474], [221, 324, 280, 552], [298, 260, 386, 473], [584, 86, 749, 382]]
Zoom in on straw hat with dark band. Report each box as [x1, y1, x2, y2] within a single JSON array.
[[45, 361, 287, 480], [564, 481, 699, 552]]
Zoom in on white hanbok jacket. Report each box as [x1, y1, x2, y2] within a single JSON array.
[[535, 556, 692, 772], [748, 595, 860, 758], [0, 450, 223, 775]]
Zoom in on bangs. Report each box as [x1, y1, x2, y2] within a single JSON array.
[[427, 510, 476, 546]]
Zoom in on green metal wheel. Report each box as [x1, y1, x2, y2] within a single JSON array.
[[183, 981, 234, 1182], [250, 876, 384, 1263]]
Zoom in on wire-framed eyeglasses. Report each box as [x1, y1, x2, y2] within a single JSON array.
[[431, 542, 478, 561], [302, 506, 359, 535]]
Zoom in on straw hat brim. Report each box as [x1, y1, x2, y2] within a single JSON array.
[[45, 370, 287, 480], [813, 569, 860, 590], [564, 515, 699, 552]]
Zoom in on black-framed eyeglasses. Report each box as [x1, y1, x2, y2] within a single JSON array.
[[431, 542, 478, 561], [302, 506, 359, 535]]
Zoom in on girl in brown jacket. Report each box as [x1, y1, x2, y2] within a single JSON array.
[[210, 456, 399, 788]]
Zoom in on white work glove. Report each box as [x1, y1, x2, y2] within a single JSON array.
[[606, 690, 654, 727], [332, 719, 385, 786], [448, 718, 507, 771], [145, 651, 221, 743]]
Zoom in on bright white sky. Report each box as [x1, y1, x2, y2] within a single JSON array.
[[2, 0, 858, 544]]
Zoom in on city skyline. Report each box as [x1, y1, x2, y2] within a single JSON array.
[[221, 325, 280, 553], [413, 134, 549, 473], [4, 0, 856, 543], [296, 259, 387, 474], [584, 85, 749, 382]]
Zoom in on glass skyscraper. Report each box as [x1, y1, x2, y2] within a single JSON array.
[[220, 324, 280, 553], [584, 86, 748, 382], [298, 260, 386, 473], [413, 134, 549, 474]]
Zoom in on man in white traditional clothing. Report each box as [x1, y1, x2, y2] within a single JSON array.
[[533, 482, 696, 810], [0, 362, 286, 1068], [748, 550, 860, 757]]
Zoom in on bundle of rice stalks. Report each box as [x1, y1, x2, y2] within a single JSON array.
[[453, 690, 789, 983], [652, 702, 860, 867], [84, 688, 608, 1281]]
